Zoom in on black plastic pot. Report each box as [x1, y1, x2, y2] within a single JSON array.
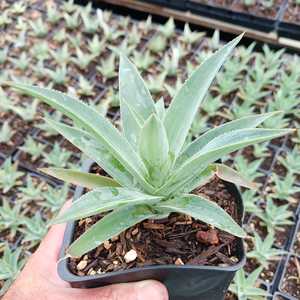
[[272, 291, 292, 299], [139, 0, 187, 10], [278, 21, 300, 41], [186, 1, 285, 32], [278, 254, 300, 300], [58, 160, 246, 300]]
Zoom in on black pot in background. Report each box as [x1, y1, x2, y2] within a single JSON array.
[[272, 291, 293, 300], [186, 0, 286, 33], [278, 22, 300, 41], [58, 160, 246, 300]]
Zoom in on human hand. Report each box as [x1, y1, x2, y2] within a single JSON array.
[[3, 202, 168, 300]]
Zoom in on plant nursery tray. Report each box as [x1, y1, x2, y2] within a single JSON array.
[[278, 1, 300, 41], [186, 0, 285, 33], [58, 160, 246, 300], [278, 22, 300, 41], [139, 0, 187, 10]]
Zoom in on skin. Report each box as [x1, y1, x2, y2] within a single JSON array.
[[3, 202, 168, 300]]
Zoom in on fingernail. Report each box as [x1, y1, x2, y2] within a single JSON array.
[[135, 280, 168, 300]]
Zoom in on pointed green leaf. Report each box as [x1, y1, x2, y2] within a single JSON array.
[[156, 194, 246, 237], [164, 33, 244, 158], [214, 163, 257, 189], [119, 54, 156, 120], [119, 98, 143, 147], [40, 168, 120, 189], [44, 118, 135, 187], [176, 164, 216, 194], [178, 112, 282, 166], [160, 128, 293, 195], [155, 98, 166, 121], [139, 114, 169, 167], [8, 83, 151, 190], [119, 54, 156, 144], [54, 188, 161, 224], [247, 266, 264, 286], [67, 205, 157, 256]]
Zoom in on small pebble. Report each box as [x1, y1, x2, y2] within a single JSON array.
[[124, 249, 137, 263], [77, 260, 88, 271], [88, 269, 96, 276], [103, 240, 111, 250]]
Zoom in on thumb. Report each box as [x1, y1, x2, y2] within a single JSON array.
[[75, 280, 169, 300]]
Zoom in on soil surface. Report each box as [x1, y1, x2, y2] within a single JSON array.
[[281, 256, 300, 299], [293, 228, 300, 255], [231, 0, 283, 19], [283, 1, 300, 24], [68, 176, 241, 276], [244, 257, 279, 284], [248, 216, 291, 248]]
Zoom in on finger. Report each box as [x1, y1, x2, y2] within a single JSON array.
[[74, 280, 169, 300], [37, 200, 72, 262]]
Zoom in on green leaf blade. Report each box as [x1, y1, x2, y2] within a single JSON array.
[[119, 54, 156, 145], [44, 118, 135, 188], [157, 194, 245, 237], [40, 168, 120, 189], [67, 205, 156, 256], [54, 188, 162, 224], [139, 114, 169, 168], [178, 111, 282, 166], [8, 83, 151, 191], [119, 54, 156, 120], [164, 33, 244, 158], [161, 128, 293, 195], [214, 163, 256, 189]]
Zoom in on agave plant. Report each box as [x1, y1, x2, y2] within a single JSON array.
[[0, 198, 22, 238], [46, 3, 60, 24], [247, 232, 285, 267], [0, 121, 13, 144], [229, 267, 269, 300], [8, 34, 293, 257], [0, 244, 25, 296]]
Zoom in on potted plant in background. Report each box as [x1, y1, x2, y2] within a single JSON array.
[[7, 33, 293, 300]]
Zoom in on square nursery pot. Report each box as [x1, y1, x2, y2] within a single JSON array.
[[279, 254, 300, 300], [278, 21, 300, 41], [58, 160, 246, 300], [186, 0, 285, 32]]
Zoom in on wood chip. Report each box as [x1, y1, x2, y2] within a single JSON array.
[[132, 228, 139, 235], [143, 223, 165, 230]]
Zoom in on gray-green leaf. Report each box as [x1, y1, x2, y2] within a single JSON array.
[[164, 33, 243, 159], [67, 204, 157, 256], [156, 194, 245, 237]]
